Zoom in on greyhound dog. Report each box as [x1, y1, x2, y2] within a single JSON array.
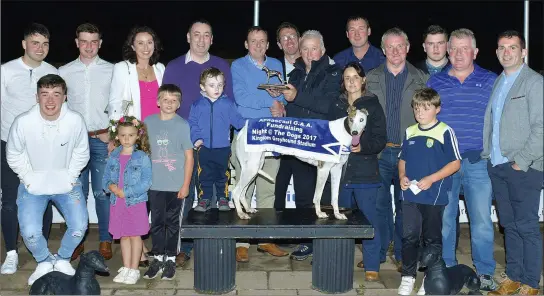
[[232, 106, 368, 220], [262, 66, 285, 85]]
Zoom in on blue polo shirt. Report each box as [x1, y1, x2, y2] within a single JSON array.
[[400, 121, 461, 205], [333, 44, 385, 73], [426, 64, 497, 158]]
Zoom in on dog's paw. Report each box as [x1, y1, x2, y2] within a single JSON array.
[[316, 211, 328, 219], [334, 212, 347, 220], [247, 208, 258, 213]]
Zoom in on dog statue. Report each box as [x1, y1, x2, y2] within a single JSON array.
[[419, 245, 482, 295], [262, 66, 285, 85], [29, 251, 109, 295], [232, 106, 368, 220]]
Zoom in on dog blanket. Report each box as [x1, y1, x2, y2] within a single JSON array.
[[245, 117, 350, 163]]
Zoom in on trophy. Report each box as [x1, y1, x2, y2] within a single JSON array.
[[257, 66, 289, 90]]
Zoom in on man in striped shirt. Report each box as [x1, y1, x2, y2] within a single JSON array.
[[427, 28, 498, 291]]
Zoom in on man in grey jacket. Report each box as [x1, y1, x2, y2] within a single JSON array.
[[483, 31, 543, 296], [366, 27, 428, 272]]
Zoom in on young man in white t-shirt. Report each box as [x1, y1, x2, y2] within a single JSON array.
[[0, 23, 58, 275]]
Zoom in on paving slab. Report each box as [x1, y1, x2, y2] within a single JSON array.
[[114, 288, 176, 295], [236, 271, 268, 289], [269, 271, 312, 289], [238, 289, 298, 295], [297, 288, 358, 295], [151, 270, 194, 289]]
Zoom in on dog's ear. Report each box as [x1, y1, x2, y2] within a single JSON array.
[[359, 108, 369, 116], [347, 105, 357, 118]]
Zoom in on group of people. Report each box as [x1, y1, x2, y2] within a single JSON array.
[[0, 15, 541, 296]]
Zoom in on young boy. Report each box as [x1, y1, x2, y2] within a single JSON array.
[[143, 84, 194, 280], [188, 67, 246, 212], [397, 88, 461, 295]]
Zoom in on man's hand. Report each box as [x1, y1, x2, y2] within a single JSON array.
[[116, 189, 125, 198], [178, 186, 189, 199], [109, 183, 118, 192], [270, 100, 285, 117], [511, 162, 521, 171], [266, 88, 282, 98], [107, 141, 116, 156], [350, 144, 361, 153], [97, 132, 110, 143], [282, 84, 297, 102], [417, 176, 434, 190], [194, 140, 203, 148], [400, 176, 410, 191]]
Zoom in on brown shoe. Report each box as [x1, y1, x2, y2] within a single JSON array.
[[71, 243, 84, 261], [99, 241, 112, 260], [257, 244, 289, 257], [357, 261, 364, 268], [176, 252, 190, 268], [487, 278, 521, 295], [236, 247, 249, 262], [365, 271, 379, 282], [517, 284, 540, 295]]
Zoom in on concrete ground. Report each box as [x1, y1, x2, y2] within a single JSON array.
[[1, 224, 543, 295]]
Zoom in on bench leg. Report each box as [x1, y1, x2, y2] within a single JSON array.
[[312, 238, 355, 293], [194, 238, 236, 294]]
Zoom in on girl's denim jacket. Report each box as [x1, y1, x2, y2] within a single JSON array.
[[102, 146, 152, 207]]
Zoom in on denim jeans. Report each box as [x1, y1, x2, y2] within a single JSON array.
[[488, 161, 543, 288], [79, 137, 111, 242], [17, 184, 88, 262], [377, 146, 402, 261], [339, 185, 381, 272], [442, 158, 496, 276]]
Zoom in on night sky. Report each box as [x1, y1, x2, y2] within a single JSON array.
[[2, 1, 543, 74]]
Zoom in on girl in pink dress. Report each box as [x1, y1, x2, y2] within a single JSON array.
[[102, 116, 152, 285]]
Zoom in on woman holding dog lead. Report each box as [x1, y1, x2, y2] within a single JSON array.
[[327, 61, 387, 282]]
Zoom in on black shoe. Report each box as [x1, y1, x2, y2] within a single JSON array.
[[290, 244, 313, 261], [143, 259, 163, 279], [161, 260, 176, 280]]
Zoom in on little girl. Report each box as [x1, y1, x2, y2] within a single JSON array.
[[102, 116, 152, 285]]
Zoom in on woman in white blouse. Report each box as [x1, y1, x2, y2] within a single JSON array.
[[109, 25, 165, 121], [108, 25, 165, 267]]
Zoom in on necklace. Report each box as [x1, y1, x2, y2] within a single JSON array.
[[137, 66, 151, 81]]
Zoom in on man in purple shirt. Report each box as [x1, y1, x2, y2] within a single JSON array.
[[161, 19, 233, 268], [162, 19, 234, 120]]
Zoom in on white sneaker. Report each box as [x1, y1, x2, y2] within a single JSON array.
[[417, 277, 426, 295], [124, 268, 140, 285], [398, 276, 416, 296], [28, 261, 54, 286], [113, 267, 129, 283], [1, 250, 18, 274], [53, 259, 75, 276]]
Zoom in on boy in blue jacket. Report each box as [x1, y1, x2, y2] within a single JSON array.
[[188, 67, 246, 212]]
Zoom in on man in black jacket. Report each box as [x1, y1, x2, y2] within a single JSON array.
[[414, 25, 450, 75], [279, 30, 342, 261]]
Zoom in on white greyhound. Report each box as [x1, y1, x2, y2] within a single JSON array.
[[231, 106, 368, 220]]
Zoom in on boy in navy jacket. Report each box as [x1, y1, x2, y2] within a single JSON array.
[[188, 67, 246, 212], [397, 88, 461, 295]]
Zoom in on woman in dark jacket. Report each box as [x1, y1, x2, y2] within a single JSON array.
[[328, 61, 386, 281]]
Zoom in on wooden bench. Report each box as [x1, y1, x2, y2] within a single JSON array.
[[180, 208, 374, 294]]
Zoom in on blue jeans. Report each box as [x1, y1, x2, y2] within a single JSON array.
[[79, 137, 111, 242], [488, 161, 543, 288], [377, 146, 402, 261], [17, 184, 88, 262], [339, 185, 381, 272], [442, 158, 496, 276]]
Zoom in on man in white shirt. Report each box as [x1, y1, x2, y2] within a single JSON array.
[[7, 74, 89, 286], [0, 23, 58, 275], [59, 23, 114, 262]]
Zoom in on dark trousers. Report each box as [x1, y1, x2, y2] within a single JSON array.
[[149, 190, 183, 257], [401, 200, 444, 277], [274, 155, 331, 208], [179, 150, 197, 256], [1, 140, 52, 252], [488, 161, 543, 288], [197, 146, 230, 201]]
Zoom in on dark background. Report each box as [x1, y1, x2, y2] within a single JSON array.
[[2, 1, 543, 74]]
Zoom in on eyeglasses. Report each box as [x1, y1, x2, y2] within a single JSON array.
[[280, 34, 297, 42]]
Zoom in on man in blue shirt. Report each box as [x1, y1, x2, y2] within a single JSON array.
[[427, 28, 498, 291], [333, 16, 385, 73], [483, 31, 543, 296]]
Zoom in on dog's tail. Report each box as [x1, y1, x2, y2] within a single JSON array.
[[258, 169, 275, 183]]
